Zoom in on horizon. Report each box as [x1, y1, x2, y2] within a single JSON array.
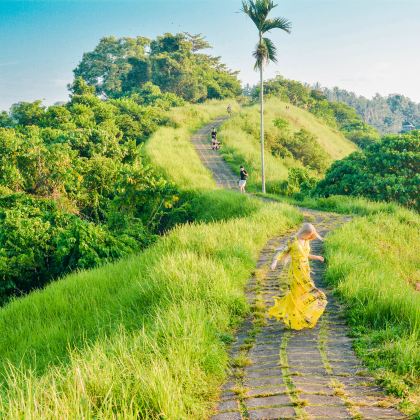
[[1, 0, 420, 111]]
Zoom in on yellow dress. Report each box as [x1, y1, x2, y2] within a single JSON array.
[[268, 237, 327, 330]]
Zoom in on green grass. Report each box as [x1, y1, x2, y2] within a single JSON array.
[[146, 100, 239, 190], [325, 208, 420, 416], [258, 193, 410, 216], [0, 99, 418, 417], [0, 196, 300, 418], [0, 102, 301, 418], [218, 98, 357, 191]]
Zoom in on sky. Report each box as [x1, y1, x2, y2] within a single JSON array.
[[1, 0, 420, 111]]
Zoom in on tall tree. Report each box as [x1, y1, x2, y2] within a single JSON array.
[[242, 0, 291, 192], [73, 33, 241, 102]]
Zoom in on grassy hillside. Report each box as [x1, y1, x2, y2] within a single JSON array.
[[0, 99, 418, 417], [0, 103, 301, 419], [219, 98, 357, 191], [146, 100, 239, 190]]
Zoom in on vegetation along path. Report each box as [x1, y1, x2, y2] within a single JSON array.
[[192, 120, 405, 419]]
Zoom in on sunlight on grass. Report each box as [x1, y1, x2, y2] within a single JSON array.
[[326, 208, 420, 416], [146, 100, 239, 190], [218, 97, 357, 192]]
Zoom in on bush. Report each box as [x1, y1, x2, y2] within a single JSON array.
[[280, 167, 317, 197], [271, 128, 330, 173], [315, 131, 420, 210], [0, 194, 141, 303]]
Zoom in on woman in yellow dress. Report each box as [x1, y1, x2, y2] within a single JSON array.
[[268, 223, 327, 330]]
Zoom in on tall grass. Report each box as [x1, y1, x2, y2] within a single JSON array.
[[259, 193, 411, 216], [146, 100, 239, 190], [218, 98, 357, 191], [325, 209, 420, 415], [0, 102, 301, 418], [0, 199, 301, 418]]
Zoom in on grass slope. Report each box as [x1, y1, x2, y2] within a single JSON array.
[[219, 98, 357, 191], [0, 102, 301, 419]]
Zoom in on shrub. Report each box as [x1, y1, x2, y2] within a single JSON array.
[[315, 131, 420, 210]]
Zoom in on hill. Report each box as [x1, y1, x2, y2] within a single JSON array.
[[219, 97, 357, 192], [322, 86, 420, 134]]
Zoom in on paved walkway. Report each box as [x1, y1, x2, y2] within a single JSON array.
[[191, 117, 239, 189], [192, 120, 404, 420]]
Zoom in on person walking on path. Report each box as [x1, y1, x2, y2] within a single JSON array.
[[211, 127, 220, 150], [211, 127, 217, 140], [239, 165, 248, 193], [268, 223, 327, 330]]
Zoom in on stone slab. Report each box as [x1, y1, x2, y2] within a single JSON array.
[[304, 405, 350, 417], [248, 406, 296, 419], [358, 406, 405, 419], [245, 394, 292, 408], [211, 411, 242, 420], [246, 385, 288, 397], [217, 399, 239, 412], [246, 376, 284, 387]]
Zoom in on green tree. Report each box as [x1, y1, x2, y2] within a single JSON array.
[[0, 111, 14, 128], [73, 36, 150, 98], [73, 33, 241, 102], [10, 100, 45, 126], [242, 0, 291, 192]]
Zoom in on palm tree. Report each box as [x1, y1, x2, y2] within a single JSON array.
[[242, 0, 291, 193]]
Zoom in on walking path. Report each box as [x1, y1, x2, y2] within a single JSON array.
[[191, 117, 238, 189], [191, 120, 404, 420]]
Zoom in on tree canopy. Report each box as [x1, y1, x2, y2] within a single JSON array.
[[74, 33, 241, 102], [322, 87, 420, 134]]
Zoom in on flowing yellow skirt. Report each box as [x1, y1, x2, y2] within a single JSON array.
[[268, 266, 327, 330]]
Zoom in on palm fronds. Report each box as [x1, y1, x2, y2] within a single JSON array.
[[242, 0, 291, 70]]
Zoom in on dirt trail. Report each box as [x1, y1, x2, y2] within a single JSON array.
[[192, 120, 405, 420]]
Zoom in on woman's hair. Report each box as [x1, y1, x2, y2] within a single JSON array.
[[297, 223, 322, 240]]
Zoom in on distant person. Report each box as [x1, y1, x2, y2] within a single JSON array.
[[211, 127, 217, 140], [212, 137, 221, 150], [239, 165, 248, 193], [227, 104, 232, 115]]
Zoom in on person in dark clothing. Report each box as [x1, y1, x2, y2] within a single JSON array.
[[239, 165, 248, 193]]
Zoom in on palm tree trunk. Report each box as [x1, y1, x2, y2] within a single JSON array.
[[259, 52, 266, 194]]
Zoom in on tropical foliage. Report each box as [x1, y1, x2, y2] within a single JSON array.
[[74, 32, 241, 102], [322, 86, 420, 134], [315, 130, 420, 210], [0, 78, 185, 302]]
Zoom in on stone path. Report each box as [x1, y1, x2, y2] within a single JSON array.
[[192, 120, 405, 420], [191, 117, 239, 189]]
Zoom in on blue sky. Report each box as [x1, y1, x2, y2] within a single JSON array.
[[1, 0, 420, 111]]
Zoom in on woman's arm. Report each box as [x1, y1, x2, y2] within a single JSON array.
[[270, 246, 290, 270], [309, 254, 324, 262]]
